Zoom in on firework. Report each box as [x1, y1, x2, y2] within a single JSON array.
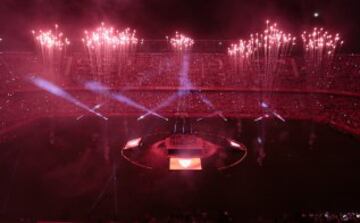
[[227, 40, 253, 72], [169, 32, 194, 50], [32, 24, 70, 78], [82, 23, 138, 49], [228, 20, 296, 81], [32, 24, 70, 51], [82, 23, 138, 81], [228, 40, 253, 57], [301, 27, 343, 68]]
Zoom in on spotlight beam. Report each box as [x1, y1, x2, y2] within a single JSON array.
[[139, 53, 226, 121], [139, 53, 192, 120], [256, 101, 286, 122], [196, 111, 227, 122], [85, 81, 167, 121], [29, 77, 108, 120], [254, 115, 267, 122], [137, 92, 185, 120], [195, 93, 227, 121], [272, 111, 286, 122], [76, 103, 104, 120], [180, 54, 226, 121]]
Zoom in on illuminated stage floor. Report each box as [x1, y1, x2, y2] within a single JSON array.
[[0, 117, 360, 221]]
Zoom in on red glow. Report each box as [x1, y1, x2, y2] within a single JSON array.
[[229, 139, 241, 148], [179, 158, 192, 168], [124, 137, 141, 149], [169, 157, 202, 170]]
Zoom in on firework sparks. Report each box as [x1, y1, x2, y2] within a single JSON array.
[[228, 20, 296, 76], [32, 24, 70, 78], [32, 24, 70, 51], [169, 32, 194, 50], [82, 23, 138, 81], [82, 23, 138, 49], [228, 40, 253, 72], [301, 27, 343, 68]]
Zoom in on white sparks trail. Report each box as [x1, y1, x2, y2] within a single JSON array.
[[228, 20, 296, 88], [82, 23, 138, 82], [301, 27, 343, 69], [32, 25, 70, 79], [169, 32, 194, 51]]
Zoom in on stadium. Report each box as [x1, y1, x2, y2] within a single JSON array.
[[1, 0, 360, 222]]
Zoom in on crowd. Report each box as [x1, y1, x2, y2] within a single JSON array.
[[1, 52, 360, 91], [135, 211, 360, 223], [133, 210, 233, 223], [254, 212, 360, 223], [1, 211, 360, 222], [1, 52, 360, 136]]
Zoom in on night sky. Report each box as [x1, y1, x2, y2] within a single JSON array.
[[0, 0, 360, 51]]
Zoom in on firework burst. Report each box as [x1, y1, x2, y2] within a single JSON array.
[[228, 20, 296, 76], [169, 32, 194, 51], [228, 40, 253, 72], [82, 23, 138, 81], [32, 24, 70, 78], [33, 27, 70, 50], [82, 23, 138, 49], [301, 27, 343, 69]]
